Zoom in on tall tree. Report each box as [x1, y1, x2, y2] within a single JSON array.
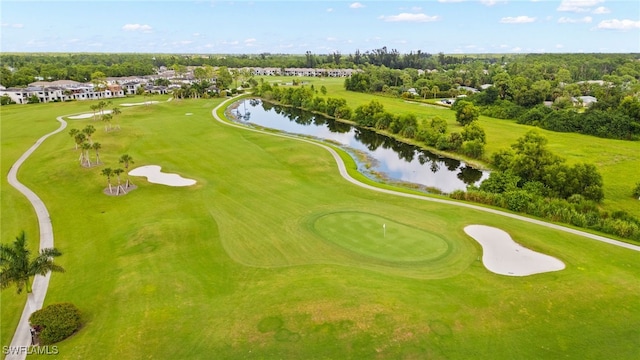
[[81, 142, 92, 167], [74, 133, 87, 160], [92, 142, 102, 164], [101, 167, 114, 194], [68, 128, 80, 150], [119, 154, 134, 188], [82, 125, 96, 144], [455, 100, 480, 126], [113, 168, 126, 195], [111, 106, 122, 129], [0, 231, 64, 294]]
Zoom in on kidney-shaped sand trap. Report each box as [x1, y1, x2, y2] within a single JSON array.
[[128, 165, 196, 187], [464, 225, 565, 276]]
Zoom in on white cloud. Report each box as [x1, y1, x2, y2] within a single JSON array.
[[557, 0, 604, 13], [511, 47, 522, 52], [558, 16, 592, 23], [500, 16, 536, 23], [379, 13, 440, 22], [122, 24, 152, 32], [556, 44, 564, 48], [597, 19, 640, 30], [244, 38, 256, 44], [326, 8, 333, 12], [438, 0, 466, 2], [481, 0, 506, 6], [592, 6, 610, 14], [349, 2, 365, 9], [2, 23, 24, 28]]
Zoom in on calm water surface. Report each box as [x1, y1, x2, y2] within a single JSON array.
[[231, 99, 489, 193]]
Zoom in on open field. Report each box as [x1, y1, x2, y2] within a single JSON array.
[[1, 96, 639, 359], [259, 76, 640, 218]]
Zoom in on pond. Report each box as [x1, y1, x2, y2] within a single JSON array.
[[230, 99, 489, 193]]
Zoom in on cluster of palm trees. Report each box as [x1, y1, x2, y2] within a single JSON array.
[[100, 154, 134, 196], [69, 103, 136, 196], [89, 101, 121, 131], [68, 125, 101, 167]]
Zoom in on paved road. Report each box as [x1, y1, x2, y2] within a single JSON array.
[[5, 116, 66, 360], [211, 97, 640, 253]]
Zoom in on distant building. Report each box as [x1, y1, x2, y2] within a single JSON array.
[[572, 95, 598, 107]]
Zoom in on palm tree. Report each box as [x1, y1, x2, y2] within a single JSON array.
[[111, 107, 122, 130], [89, 104, 99, 120], [102, 113, 113, 131], [81, 142, 92, 167], [68, 128, 80, 149], [74, 133, 87, 161], [92, 142, 102, 164], [113, 168, 126, 195], [101, 167, 114, 194], [432, 85, 440, 99], [82, 124, 96, 144], [0, 231, 64, 294], [172, 87, 184, 100], [119, 154, 134, 187]]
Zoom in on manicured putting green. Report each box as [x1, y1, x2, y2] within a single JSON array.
[[313, 211, 449, 263]]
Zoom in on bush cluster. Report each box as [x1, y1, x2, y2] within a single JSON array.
[[29, 303, 82, 344], [450, 189, 640, 241]]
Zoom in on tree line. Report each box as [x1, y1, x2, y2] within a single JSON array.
[[3, 51, 639, 88]]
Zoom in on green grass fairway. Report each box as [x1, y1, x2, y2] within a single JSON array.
[[313, 211, 449, 263], [1, 96, 639, 359]]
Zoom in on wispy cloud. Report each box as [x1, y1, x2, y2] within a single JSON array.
[[349, 2, 365, 9], [597, 19, 640, 30], [438, 0, 466, 2], [326, 8, 334, 12], [500, 16, 536, 24], [592, 6, 610, 14], [379, 13, 440, 22], [2, 23, 24, 28], [558, 16, 592, 23], [557, 0, 604, 13], [122, 24, 152, 33]]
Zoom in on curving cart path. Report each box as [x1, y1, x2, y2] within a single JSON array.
[[212, 97, 640, 253], [5, 116, 66, 360]]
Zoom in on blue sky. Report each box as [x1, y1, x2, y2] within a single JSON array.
[[1, 0, 639, 54]]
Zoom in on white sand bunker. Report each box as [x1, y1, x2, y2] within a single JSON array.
[[128, 165, 196, 187], [68, 110, 112, 119], [121, 101, 159, 107], [464, 225, 565, 276]]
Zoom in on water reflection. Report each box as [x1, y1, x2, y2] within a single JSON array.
[[231, 99, 489, 193]]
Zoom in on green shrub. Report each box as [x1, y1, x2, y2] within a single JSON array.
[[29, 303, 81, 344], [633, 182, 640, 199]]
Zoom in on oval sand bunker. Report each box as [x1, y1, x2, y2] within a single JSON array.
[[464, 225, 565, 276], [129, 165, 196, 187]]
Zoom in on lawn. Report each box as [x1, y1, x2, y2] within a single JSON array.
[[1, 96, 639, 359]]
